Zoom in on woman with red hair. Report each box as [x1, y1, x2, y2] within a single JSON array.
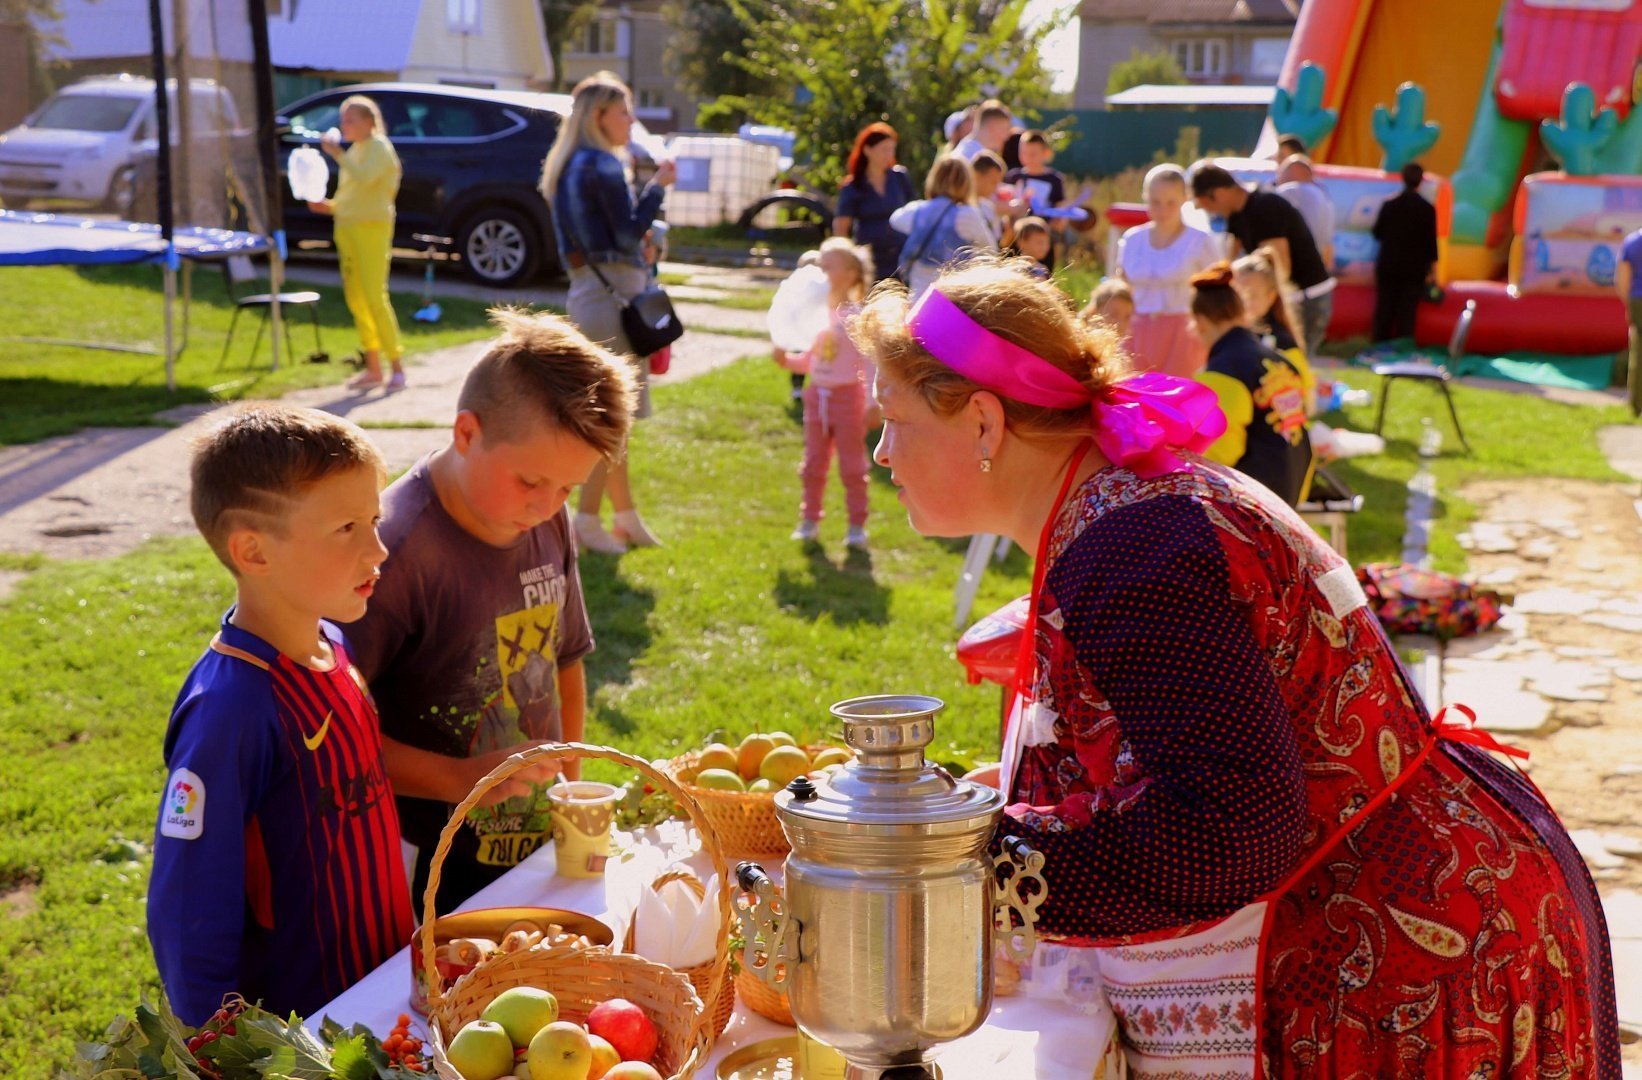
[[833, 122, 914, 283]]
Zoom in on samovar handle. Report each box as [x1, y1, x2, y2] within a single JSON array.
[[992, 834, 1048, 962], [735, 861, 795, 988]]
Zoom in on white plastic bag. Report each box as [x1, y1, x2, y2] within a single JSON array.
[[287, 146, 329, 203]]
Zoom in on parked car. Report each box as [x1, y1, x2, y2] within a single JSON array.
[[276, 82, 662, 287], [0, 75, 245, 217]]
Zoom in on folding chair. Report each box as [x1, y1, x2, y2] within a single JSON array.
[[219, 255, 326, 367], [1296, 464, 1364, 558], [1370, 299, 1474, 452]]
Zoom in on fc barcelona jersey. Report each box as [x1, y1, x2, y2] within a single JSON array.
[[148, 613, 413, 1025]]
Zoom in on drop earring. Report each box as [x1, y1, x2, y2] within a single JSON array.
[[980, 456, 992, 473]]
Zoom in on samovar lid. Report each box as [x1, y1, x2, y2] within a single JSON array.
[[774, 694, 1003, 833]]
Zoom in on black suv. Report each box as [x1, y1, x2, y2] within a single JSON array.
[[277, 83, 587, 287]]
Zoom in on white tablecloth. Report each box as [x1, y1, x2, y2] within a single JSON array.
[[311, 824, 1115, 1078]]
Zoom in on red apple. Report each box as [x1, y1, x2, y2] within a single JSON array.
[[585, 999, 658, 1064], [601, 1064, 662, 1080]]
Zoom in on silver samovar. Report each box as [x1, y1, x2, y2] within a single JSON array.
[[736, 694, 1048, 1080]]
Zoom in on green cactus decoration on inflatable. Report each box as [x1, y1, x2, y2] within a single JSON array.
[[1541, 83, 1618, 176], [1269, 62, 1337, 150], [1372, 82, 1441, 172]]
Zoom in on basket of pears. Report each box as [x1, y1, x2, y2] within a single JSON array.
[[665, 733, 853, 860]]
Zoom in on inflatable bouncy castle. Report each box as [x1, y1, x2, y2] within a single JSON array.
[[1254, 0, 1640, 375]]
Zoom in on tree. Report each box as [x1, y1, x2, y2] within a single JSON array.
[[1106, 48, 1186, 98], [2, 0, 67, 115], [540, 0, 603, 92], [662, 0, 774, 130], [714, 0, 1067, 189]]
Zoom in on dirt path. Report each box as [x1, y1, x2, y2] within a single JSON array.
[[0, 269, 777, 569]]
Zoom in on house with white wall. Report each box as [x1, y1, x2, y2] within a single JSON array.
[[40, 0, 553, 107]]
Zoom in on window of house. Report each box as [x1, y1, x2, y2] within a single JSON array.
[[580, 18, 620, 55], [636, 88, 665, 110], [446, 0, 480, 34], [1171, 38, 1226, 78], [1250, 38, 1287, 78]]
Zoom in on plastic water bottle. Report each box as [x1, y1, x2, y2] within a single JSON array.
[[1418, 417, 1443, 459]]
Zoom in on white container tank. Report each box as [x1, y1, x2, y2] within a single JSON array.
[[665, 136, 782, 227]]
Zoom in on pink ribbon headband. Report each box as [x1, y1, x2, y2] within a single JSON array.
[[904, 286, 1227, 476]]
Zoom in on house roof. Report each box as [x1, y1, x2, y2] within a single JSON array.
[[1082, 0, 1297, 24], [1106, 83, 1278, 106], [42, 0, 422, 73]]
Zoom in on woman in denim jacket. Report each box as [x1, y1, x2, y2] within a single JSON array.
[[540, 72, 676, 554]]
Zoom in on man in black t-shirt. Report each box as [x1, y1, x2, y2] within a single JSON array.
[[1189, 161, 1337, 359]]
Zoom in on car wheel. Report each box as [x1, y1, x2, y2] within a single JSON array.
[[457, 206, 539, 288], [105, 166, 138, 218]]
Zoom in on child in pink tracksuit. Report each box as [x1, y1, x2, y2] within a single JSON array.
[[784, 237, 876, 548]]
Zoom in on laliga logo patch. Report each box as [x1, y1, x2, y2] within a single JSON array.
[[160, 767, 205, 840]]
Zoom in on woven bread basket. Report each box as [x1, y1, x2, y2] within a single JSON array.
[[664, 745, 845, 861], [622, 868, 737, 1038], [421, 743, 732, 1080]]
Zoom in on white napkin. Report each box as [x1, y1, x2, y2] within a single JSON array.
[[632, 870, 721, 969]]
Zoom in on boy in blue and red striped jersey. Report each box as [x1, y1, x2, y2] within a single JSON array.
[[148, 403, 413, 1026]]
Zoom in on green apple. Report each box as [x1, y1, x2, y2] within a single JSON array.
[[810, 747, 851, 771], [694, 767, 747, 792], [759, 745, 810, 787], [696, 743, 738, 774], [747, 778, 775, 793], [481, 986, 560, 1048], [765, 731, 797, 748], [602, 1063, 664, 1079], [527, 1021, 593, 1080], [447, 1020, 516, 1080]]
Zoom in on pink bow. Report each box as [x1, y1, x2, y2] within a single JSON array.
[[1092, 372, 1227, 477]]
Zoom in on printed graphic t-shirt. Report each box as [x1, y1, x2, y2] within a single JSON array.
[[148, 615, 412, 1026], [345, 455, 594, 881]]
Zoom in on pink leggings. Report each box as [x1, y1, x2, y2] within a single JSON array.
[[800, 380, 871, 526]]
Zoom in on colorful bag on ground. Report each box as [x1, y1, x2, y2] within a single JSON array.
[[1355, 563, 1507, 640]]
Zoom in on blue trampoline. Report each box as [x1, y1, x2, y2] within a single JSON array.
[[0, 209, 268, 266]]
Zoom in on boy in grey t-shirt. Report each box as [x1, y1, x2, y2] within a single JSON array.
[[346, 310, 639, 908]]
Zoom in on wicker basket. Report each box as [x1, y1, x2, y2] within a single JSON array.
[[665, 744, 845, 861], [421, 743, 732, 1080], [734, 961, 795, 1027], [622, 869, 736, 1038]]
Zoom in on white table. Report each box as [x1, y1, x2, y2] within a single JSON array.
[[312, 824, 1114, 1078]]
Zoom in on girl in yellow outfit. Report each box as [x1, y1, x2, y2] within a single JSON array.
[[308, 95, 404, 390]]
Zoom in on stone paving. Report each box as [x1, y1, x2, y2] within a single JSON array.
[[1439, 425, 1642, 1061]]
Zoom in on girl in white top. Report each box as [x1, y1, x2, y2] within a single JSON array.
[[1116, 163, 1222, 376], [889, 154, 996, 300]]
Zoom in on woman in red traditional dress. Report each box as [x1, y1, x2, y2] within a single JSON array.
[[853, 257, 1619, 1079]]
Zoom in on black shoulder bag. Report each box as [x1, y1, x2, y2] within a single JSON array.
[[564, 178, 685, 356]]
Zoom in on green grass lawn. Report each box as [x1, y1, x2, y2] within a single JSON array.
[[0, 331, 1632, 1072], [0, 264, 513, 445], [0, 358, 1029, 1076]]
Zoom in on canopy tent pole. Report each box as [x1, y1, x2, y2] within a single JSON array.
[[147, 0, 176, 390], [247, 0, 283, 372]]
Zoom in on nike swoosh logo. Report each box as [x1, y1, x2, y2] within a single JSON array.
[[303, 712, 333, 752]]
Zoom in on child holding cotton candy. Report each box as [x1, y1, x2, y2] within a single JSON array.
[[782, 238, 877, 548]]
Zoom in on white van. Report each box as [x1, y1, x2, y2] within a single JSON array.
[[0, 75, 242, 216]]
